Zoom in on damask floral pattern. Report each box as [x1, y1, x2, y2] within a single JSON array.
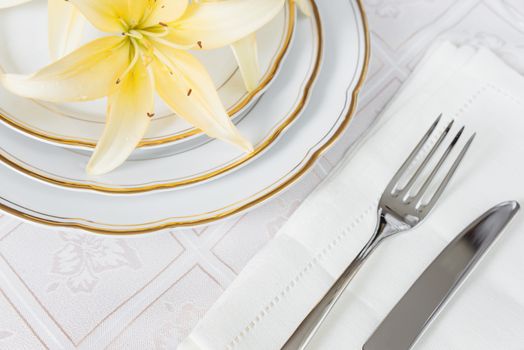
[[50, 233, 141, 293]]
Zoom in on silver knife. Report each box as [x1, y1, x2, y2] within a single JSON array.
[[363, 201, 520, 350]]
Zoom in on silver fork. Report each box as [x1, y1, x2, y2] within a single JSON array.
[[282, 115, 475, 350]]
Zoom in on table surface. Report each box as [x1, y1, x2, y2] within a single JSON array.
[[2, 1, 524, 349]]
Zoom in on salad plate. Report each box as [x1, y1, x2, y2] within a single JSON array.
[[0, 0, 295, 151], [0, 9, 322, 193], [0, 0, 369, 234]]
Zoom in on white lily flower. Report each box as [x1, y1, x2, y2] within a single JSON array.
[[1, 0, 286, 175]]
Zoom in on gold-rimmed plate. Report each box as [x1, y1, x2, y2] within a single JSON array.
[[0, 1, 295, 150], [0, 2, 321, 193], [0, 0, 369, 234]]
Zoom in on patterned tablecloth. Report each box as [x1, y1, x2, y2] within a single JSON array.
[[1, 1, 524, 349]]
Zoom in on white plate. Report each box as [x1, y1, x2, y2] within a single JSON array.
[[0, 0, 370, 234], [0, 1, 294, 150], [0, 9, 321, 193]]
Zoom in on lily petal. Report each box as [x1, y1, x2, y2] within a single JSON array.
[[152, 43, 252, 152], [0, 36, 130, 102], [68, 0, 127, 32], [231, 34, 260, 92], [87, 58, 154, 175], [141, 0, 188, 28], [121, 0, 150, 27], [70, 0, 180, 32], [191, 0, 261, 91], [48, 0, 86, 60], [167, 0, 285, 49], [0, 0, 31, 8], [296, 0, 312, 16]]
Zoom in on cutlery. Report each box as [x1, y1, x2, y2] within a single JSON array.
[[282, 115, 475, 350], [363, 201, 520, 350]]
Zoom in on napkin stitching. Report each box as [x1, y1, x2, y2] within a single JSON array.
[[486, 82, 523, 106], [226, 203, 377, 350], [453, 85, 489, 118], [451, 83, 522, 120]]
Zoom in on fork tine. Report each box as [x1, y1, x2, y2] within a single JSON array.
[[398, 119, 454, 197], [409, 126, 465, 204], [385, 114, 442, 195], [418, 132, 476, 211]]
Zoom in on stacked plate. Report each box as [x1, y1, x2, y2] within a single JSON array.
[[0, 0, 369, 234]]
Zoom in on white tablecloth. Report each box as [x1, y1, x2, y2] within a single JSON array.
[[1, 1, 524, 349]]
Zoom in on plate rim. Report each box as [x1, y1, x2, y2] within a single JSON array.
[[0, 3, 322, 194], [0, 3, 296, 150], [0, 0, 371, 234]]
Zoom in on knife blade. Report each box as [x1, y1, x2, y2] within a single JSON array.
[[363, 201, 520, 350]]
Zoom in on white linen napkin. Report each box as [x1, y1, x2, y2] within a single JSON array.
[[179, 42, 524, 350]]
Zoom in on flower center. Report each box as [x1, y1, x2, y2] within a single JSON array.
[[125, 29, 144, 40], [115, 24, 193, 87]]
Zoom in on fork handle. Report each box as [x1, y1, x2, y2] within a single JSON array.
[[281, 214, 399, 350]]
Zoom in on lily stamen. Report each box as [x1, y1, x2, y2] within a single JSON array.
[[150, 36, 195, 50], [125, 29, 144, 40], [140, 28, 170, 38], [116, 39, 141, 84]]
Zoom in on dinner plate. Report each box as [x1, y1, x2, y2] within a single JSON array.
[[0, 1, 294, 150], [0, 0, 370, 234], [0, 7, 321, 193]]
